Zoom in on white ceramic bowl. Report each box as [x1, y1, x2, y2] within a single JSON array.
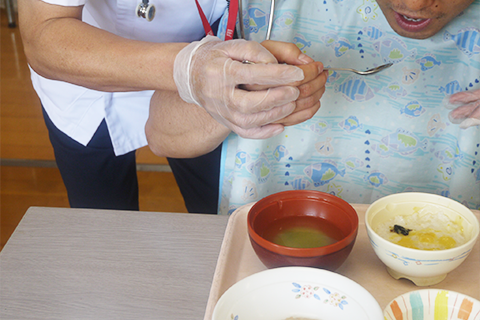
[[384, 289, 480, 320], [212, 267, 383, 320], [365, 192, 479, 286]]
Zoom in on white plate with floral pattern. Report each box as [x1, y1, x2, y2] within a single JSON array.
[[212, 266, 383, 320]]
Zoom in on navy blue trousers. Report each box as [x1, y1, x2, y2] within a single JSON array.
[[167, 145, 221, 214], [43, 109, 220, 213]]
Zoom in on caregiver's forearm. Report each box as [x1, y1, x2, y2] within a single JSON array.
[[19, 0, 185, 92]]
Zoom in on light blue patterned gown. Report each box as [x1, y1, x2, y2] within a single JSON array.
[[216, 0, 480, 214]]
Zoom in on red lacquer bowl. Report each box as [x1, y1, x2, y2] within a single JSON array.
[[248, 190, 359, 271]]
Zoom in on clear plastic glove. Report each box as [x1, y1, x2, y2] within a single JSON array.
[[174, 36, 305, 139], [444, 89, 480, 129]]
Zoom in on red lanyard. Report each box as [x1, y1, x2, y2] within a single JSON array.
[[195, 0, 238, 41]]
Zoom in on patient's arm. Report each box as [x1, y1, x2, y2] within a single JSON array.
[[146, 41, 328, 159], [145, 90, 231, 158]]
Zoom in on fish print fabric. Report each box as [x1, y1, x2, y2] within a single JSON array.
[[216, 0, 480, 214]]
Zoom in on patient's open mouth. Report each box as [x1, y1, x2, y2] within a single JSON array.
[[394, 11, 431, 32]]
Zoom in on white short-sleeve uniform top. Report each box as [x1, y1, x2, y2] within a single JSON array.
[[32, 0, 227, 155]]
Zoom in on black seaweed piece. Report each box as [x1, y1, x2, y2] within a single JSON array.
[[391, 224, 412, 236]]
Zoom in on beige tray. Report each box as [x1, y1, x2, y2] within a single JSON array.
[[204, 203, 480, 320]]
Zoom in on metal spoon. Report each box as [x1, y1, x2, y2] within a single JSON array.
[[242, 60, 393, 76], [265, 0, 276, 41], [325, 63, 393, 75]]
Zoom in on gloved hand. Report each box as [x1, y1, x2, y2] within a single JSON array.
[[444, 89, 480, 129], [174, 36, 305, 139], [260, 40, 328, 127]]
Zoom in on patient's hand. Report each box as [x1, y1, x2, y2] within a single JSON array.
[[241, 40, 328, 127], [446, 89, 480, 129]]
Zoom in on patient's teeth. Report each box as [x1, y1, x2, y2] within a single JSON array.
[[403, 15, 423, 22]]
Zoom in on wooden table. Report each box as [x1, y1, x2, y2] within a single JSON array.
[[1, 205, 479, 319], [0, 207, 229, 320]]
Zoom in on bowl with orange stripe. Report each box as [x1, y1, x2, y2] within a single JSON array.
[[384, 289, 480, 320]]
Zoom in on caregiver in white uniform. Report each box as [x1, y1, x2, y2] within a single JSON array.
[[18, 0, 306, 211]]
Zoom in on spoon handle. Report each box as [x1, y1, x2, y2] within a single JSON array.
[[325, 67, 355, 72]]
